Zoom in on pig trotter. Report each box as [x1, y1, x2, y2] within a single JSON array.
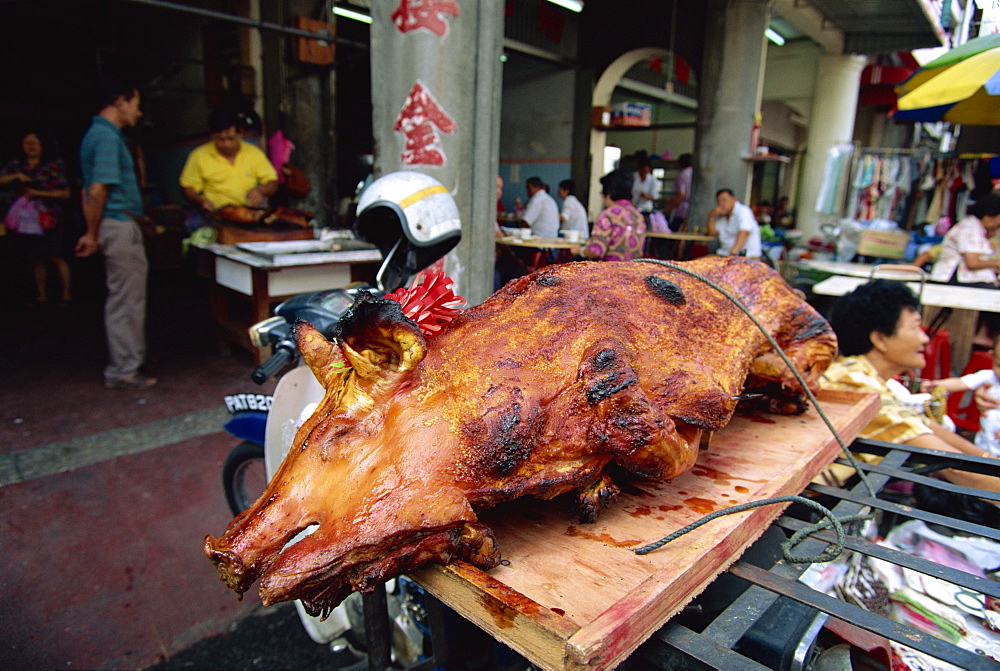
[[574, 473, 619, 523], [204, 536, 252, 595]]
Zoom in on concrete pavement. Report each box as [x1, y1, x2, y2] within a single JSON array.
[[0, 265, 299, 669]]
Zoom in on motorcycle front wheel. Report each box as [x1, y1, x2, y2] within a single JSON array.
[[223, 440, 267, 516]]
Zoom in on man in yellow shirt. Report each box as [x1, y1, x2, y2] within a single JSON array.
[[179, 107, 278, 211]]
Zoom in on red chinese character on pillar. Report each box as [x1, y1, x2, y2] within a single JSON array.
[[392, 0, 460, 37], [394, 81, 457, 166]]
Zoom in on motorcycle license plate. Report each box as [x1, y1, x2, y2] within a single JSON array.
[[224, 393, 274, 414]]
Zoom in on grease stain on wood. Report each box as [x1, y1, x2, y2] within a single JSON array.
[[565, 525, 642, 547]]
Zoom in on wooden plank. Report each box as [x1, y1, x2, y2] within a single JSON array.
[[411, 390, 879, 670]]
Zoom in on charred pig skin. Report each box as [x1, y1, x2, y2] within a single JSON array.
[[205, 256, 836, 617]]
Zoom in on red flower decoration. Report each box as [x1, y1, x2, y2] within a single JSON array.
[[383, 269, 466, 337]]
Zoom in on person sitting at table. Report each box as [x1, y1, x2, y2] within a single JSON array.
[[705, 188, 762, 259], [772, 196, 794, 229], [496, 175, 505, 217], [179, 107, 279, 212], [520, 176, 560, 238], [570, 169, 646, 262], [820, 279, 999, 495], [928, 190, 1000, 346], [557, 179, 588, 238], [662, 152, 692, 230]]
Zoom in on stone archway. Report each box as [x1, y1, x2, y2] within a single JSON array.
[[588, 47, 675, 215]]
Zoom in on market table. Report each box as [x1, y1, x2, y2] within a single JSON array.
[[644, 231, 715, 260], [496, 236, 577, 272], [351, 389, 1000, 670], [496, 235, 578, 250], [408, 390, 879, 669], [192, 241, 382, 360], [811, 275, 998, 312], [801, 259, 924, 281]]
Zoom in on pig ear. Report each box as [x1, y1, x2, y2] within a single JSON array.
[[296, 321, 350, 387], [334, 292, 427, 380]]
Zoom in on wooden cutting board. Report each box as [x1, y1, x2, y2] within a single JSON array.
[[411, 389, 879, 670], [215, 223, 314, 245]]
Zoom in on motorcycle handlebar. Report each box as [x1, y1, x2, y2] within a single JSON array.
[[252, 341, 297, 385]]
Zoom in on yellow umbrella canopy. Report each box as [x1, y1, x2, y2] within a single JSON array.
[[894, 34, 1000, 125]]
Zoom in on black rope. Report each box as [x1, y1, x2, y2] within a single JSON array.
[[632, 259, 877, 562], [633, 495, 869, 563]]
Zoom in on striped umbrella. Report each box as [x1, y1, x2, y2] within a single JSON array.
[[894, 33, 1000, 125]]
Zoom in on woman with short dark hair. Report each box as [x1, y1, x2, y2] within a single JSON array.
[[821, 279, 999, 493], [572, 169, 646, 261]]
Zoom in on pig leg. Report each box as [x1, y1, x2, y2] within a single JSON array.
[[575, 472, 619, 523], [579, 340, 702, 488]]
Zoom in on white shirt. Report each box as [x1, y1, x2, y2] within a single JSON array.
[[632, 172, 660, 212], [522, 189, 560, 238], [960, 368, 1000, 456], [560, 194, 589, 236], [713, 201, 762, 258]]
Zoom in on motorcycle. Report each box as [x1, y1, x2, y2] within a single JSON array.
[[219, 171, 462, 663], [218, 171, 848, 669], [221, 284, 378, 517]]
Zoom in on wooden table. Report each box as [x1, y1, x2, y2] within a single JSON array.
[[813, 275, 998, 373], [412, 390, 879, 670], [645, 231, 716, 243], [802, 260, 924, 281], [644, 231, 715, 261], [497, 236, 578, 250], [193, 242, 382, 360], [812, 275, 999, 312]]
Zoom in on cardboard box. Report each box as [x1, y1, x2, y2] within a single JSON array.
[[856, 229, 910, 259], [609, 102, 651, 127]]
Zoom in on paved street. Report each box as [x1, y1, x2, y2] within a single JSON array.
[[0, 260, 316, 669]]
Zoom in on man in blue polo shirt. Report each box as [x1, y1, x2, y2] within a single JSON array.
[[75, 79, 156, 389]]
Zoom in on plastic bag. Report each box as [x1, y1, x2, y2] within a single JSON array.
[[3, 195, 53, 235], [648, 210, 670, 233]]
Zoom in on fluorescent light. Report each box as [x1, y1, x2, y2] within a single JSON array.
[[765, 28, 785, 46], [333, 6, 372, 24], [547, 0, 583, 12]]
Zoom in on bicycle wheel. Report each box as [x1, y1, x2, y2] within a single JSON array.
[[223, 440, 267, 516]]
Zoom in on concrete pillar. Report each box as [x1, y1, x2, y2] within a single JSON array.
[[369, 0, 504, 306], [796, 53, 866, 238], [689, 0, 771, 232]]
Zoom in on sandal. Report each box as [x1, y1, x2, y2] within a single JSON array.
[[104, 374, 158, 390]]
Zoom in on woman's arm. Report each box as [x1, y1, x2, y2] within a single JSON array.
[[906, 429, 1000, 492], [24, 187, 70, 200], [920, 377, 972, 393], [961, 250, 1000, 272], [0, 172, 30, 186]]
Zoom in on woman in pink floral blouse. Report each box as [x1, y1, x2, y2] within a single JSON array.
[[572, 169, 646, 262], [930, 190, 1000, 286]]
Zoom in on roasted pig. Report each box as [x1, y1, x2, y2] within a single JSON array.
[[262, 206, 313, 228], [205, 256, 837, 616], [214, 204, 265, 224]]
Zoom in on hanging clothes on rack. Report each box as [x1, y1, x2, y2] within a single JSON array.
[[816, 143, 856, 216], [847, 149, 928, 227]]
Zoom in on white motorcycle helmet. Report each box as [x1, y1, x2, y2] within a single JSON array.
[[355, 171, 462, 291]]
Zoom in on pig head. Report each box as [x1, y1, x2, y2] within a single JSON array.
[[205, 256, 836, 617]]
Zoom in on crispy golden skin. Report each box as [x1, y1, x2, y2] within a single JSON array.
[[205, 256, 836, 617]]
